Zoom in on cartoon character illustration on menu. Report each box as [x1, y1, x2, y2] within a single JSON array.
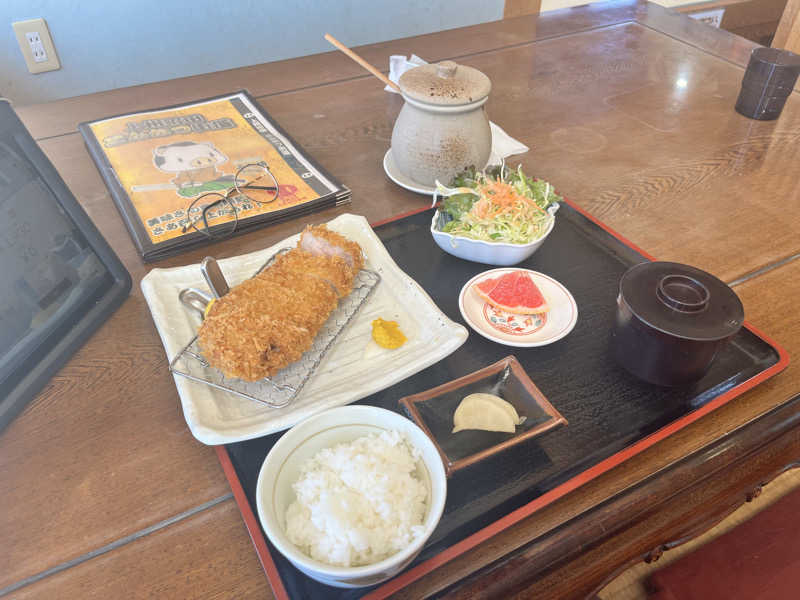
[[152, 141, 235, 197]]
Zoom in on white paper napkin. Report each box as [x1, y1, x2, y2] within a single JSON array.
[[488, 122, 529, 165], [385, 54, 428, 92], [386, 54, 530, 162]]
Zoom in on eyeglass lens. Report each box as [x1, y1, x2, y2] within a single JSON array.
[[234, 163, 279, 206], [185, 193, 238, 239]]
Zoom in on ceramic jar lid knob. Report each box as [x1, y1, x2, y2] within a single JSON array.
[[436, 61, 458, 79]]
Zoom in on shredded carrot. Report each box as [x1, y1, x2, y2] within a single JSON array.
[[470, 181, 545, 221]]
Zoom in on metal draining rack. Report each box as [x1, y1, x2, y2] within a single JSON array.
[[169, 251, 380, 409]]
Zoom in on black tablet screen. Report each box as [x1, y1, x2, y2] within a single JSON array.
[[0, 134, 113, 387]]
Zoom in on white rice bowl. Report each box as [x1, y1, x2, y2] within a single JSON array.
[[256, 405, 447, 588], [285, 430, 427, 567]]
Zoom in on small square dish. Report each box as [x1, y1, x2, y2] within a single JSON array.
[[399, 356, 567, 476]]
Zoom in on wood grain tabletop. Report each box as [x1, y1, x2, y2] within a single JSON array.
[[2, 1, 798, 598]]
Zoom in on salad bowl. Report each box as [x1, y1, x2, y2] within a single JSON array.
[[430, 209, 556, 266], [430, 165, 560, 266]]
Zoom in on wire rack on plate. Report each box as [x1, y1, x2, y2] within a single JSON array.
[[169, 253, 380, 409]]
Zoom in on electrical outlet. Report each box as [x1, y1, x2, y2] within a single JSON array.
[[26, 31, 48, 63], [13, 18, 61, 74]]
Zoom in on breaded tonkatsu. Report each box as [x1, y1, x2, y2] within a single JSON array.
[[300, 225, 364, 272], [269, 249, 355, 297], [197, 225, 364, 381]]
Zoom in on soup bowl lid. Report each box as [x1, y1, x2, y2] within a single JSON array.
[[619, 261, 743, 342]]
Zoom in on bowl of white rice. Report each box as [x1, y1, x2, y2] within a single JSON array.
[[256, 405, 447, 588]]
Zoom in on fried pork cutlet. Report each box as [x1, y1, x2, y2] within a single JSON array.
[[268, 249, 356, 297], [196, 226, 364, 382], [198, 267, 339, 381], [300, 225, 364, 272]]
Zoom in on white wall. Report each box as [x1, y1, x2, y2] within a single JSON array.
[[1, 1, 508, 107]]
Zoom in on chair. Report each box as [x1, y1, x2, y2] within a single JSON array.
[[773, 0, 800, 52]]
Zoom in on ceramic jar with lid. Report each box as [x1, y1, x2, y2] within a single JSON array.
[[391, 60, 492, 187]]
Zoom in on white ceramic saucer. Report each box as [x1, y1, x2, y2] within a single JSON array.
[[458, 268, 578, 347], [383, 148, 436, 195]]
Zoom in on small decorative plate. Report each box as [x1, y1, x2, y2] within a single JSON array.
[[399, 355, 567, 476], [382, 148, 436, 196], [458, 268, 578, 347]]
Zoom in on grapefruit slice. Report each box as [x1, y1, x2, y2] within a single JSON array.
[[474, 271, 548, 314]]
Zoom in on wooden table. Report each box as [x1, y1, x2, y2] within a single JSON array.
[[3, 1, 799, 598]]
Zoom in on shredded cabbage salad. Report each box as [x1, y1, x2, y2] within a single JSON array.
[[435, 165, 561, 245]]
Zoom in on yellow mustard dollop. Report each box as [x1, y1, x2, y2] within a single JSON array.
[[371, 318, 407, 349]]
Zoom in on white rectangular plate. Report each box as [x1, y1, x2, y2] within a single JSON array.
[[141, 214, 469, 445]]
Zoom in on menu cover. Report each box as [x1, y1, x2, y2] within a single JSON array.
[[79, 91, 350, 262]]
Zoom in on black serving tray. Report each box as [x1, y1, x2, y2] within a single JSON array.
[[217, 202, 787, 600]]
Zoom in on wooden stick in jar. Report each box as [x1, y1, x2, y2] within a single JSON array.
[[324, 33, 402, 92]]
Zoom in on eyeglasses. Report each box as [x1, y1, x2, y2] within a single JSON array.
[[182, 163, 279, 239]]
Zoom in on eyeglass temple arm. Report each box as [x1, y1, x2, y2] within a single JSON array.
[[182, 196, 229, 233]]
